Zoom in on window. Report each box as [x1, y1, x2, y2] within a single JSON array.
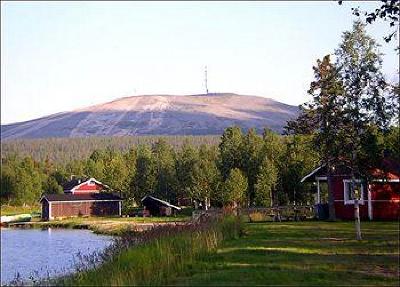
[[88, 180, 95, 186], [343, 180, 366, 205]]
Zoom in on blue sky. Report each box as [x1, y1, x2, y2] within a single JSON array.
[[1, 1, 398, 124]]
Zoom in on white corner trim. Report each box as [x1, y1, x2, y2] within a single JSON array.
[[49, 202, 53, 220], [301, 165, 324, 183]]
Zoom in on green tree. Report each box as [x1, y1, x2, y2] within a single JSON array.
[[152, 139, 177, 203], [1, 165, 16, 204], [84, 158, 105, 180], [191, 145, 221, 210], [43, 176, 63, 194], [218, 126, 244, 180], [286, 54, 344, 217], [335, 21, 393, 180], [241, 128, 263, 206], [134, 145, 156, 203], [103, 152, 129, 196], [385, 126, 400, 161], [338, 0, 400, 45], [222, 168, 248, 208], [125, 147, 137, 204], [254, 157, 278, 207], [175, 140, 199, 204]]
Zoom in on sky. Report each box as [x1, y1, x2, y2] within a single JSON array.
[[1, 1, 398, 124]]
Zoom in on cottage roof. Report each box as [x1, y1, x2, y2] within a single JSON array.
[[40, 193, 122, 202], [301, 158, 400, 183], [141, 195, 181, 210]]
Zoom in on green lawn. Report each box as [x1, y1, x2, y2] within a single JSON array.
[[172, 221, 400, 286]]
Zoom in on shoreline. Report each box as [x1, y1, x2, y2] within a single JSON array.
[[2, 216, 191, 236]]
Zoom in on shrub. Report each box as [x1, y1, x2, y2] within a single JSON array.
[[248, 212, 267, 222]]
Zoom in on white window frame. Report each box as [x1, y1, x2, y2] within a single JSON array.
[[87, 180, 95, 186], [343, 179, 366, 205]]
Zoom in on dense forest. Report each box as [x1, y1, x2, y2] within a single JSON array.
[[1, 135, 221, 164], [1, 126, 398, 210], [0, 128, 316, 208]]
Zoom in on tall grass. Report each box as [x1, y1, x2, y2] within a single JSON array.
[[58, 216, 242, 286]]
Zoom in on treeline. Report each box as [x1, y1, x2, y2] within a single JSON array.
[[1, 135, 220, 164], [1, 126, 398, 208], [1, 127, 319, 208]]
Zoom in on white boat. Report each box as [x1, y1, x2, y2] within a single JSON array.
[[0, 214, 32, 224]]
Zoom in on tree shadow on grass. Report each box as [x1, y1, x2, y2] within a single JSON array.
[[175, 248, 399, 286]]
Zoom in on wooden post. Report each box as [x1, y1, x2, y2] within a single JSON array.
[[367, 186, 373, 220], [354, 198, 362, 240]]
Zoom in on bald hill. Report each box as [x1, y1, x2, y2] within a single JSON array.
[[1, 93, 298, 140]]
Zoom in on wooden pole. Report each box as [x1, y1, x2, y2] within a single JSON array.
[[354, 198, 362, 240]]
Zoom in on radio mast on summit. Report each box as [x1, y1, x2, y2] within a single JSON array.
[[204, 66, 209, 95]]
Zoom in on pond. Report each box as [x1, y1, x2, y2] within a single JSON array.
[[1, 228, 113, 285]]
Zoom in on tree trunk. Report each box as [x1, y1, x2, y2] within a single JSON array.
[[233, 201, 238, 216], [354, 199, 362, 240], [204, 197, 208, 211]]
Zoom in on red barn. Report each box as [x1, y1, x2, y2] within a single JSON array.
[[301, 158, 400, 220], [40, 177, 122, 221], [62, 177, 109, 194]]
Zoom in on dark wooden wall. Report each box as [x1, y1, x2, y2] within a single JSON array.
[[47, 201, 120, 219]]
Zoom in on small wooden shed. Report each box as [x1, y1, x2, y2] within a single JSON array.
[[141, 195, 181, 216], [40, 193, 122, 221]]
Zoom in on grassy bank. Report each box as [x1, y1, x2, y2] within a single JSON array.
[[1, 205, 40, 216], [172, 221, 400, 286], [9, 215, 191, 235], [59, 216, 242, 286]]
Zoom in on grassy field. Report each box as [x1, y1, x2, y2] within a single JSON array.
[[171, 221, 400, 286]]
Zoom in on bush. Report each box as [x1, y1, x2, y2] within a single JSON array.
[[248, 212, 267, 222]]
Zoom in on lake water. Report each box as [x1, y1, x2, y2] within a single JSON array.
[[1, 228, 113, 285]]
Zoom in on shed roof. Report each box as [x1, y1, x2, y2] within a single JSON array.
[[40, 193, 122, 202], [141, 195, 181, 210]]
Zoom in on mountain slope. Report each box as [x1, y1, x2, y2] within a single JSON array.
[[1, 93, 298, 140]]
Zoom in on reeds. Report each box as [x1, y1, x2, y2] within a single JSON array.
[[57, 216, 242, 286]]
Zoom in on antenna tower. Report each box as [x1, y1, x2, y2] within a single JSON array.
[[204, 66, 209, 95]]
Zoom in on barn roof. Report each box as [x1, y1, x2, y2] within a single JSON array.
[[62, 177, 109, 191], [141, 195, 181, 210], [40, 193, 122, 202]]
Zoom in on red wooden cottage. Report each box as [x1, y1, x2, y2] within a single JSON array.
[[301, 158, 400, 220], [40, 177, 122, 221]]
